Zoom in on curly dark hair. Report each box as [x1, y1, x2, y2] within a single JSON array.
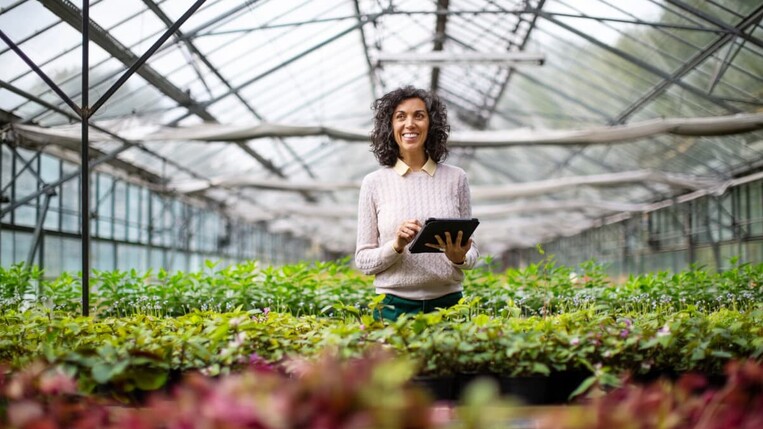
[[369, 86, 450, 167]]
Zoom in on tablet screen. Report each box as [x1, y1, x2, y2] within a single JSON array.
[[409, 218, 479, 253]]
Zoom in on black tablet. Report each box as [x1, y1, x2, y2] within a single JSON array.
[[409, 218, 480, 253]]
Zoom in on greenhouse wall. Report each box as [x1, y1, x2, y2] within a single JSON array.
[[510, 175, 763, 277], [0, 145, 319, 277]]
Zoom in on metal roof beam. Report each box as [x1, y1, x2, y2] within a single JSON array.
[[0, 108, 21, 124], [538, 11, 742, 122], [0, 19, 61, 57], [141, 0, 262, 120], [353, 0, 381, 98], [0, 79, 76, 122], [39, 0, 216, 123], [139, 0, 317, 182], [141, 0, 215, 99], [199, 8, 713, 40], [437, 87, 491, 129], [530, 22, 733, 119], [88, 0, 208, 117], [1, 78, 184, 185], [612, 4, 763, 124], [529, 10, 728, 33], [707, 37, 745, 95], [167, 9, 391, 126], [434, 33, 496, 128], [512, 69, 614, 122], [22, 0, 255, 123], [0, 30, 81, 116], [665, 0, 763, 50], [9, 1, 164, 118], [596, 0, 761, 99], [0, 0, 29, 15], [483, 0, 545, 126], [435, 0, 543, 128], [430, 0, 449, 93], [39, 0, 316, 193]]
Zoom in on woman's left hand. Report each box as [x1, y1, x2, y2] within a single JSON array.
[[425, 231, 471, 264]]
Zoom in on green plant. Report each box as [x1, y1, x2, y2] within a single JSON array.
[[0, 263, 42, 312]]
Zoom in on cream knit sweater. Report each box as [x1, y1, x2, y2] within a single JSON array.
[[354, 163, 479, 300]]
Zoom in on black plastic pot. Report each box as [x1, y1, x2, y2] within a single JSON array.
[[495, 370, 592, 405], [547, 370, 590, 403], [498, 375, 549, 405], [410, 375, 456, 401]]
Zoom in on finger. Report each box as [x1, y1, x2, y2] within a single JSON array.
[[444, 231, 453, 247], [463, 238, 473, 251], [424, 243, 442, 250], [434, 234, 446, 247], [402, 221, 419, 233], [456, 230, 464, 247]]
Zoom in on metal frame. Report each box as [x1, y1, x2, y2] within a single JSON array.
[[1, 0, 206, 315], [2, 0, 762, 271], [38, 0, 308, 186], [502, 2, 761, 201]]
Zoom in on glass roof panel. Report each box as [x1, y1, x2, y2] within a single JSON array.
[[0, 1, 59, 42], [1, 0, 761, 254]]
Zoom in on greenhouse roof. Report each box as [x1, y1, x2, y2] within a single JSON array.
[[1, 0, 762, 255]]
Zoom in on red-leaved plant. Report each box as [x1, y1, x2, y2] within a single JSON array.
[[541, 359, 763, 429], [1, 350, 435, 429], [5, 356, 763, 429]]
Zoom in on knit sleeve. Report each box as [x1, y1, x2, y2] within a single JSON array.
[[354, 174, 402, 275], [455, 170, 480, 269]]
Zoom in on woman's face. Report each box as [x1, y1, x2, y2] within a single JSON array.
[[392, 97, 429, 157]]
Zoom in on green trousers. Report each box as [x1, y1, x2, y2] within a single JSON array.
[[375, 291, 463, 321]]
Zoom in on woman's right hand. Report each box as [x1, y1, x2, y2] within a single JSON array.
[[393, 219, 422, 253]]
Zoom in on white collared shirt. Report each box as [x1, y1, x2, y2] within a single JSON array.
[[392, 157, 438, 177]]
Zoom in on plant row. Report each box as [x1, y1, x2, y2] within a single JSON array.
[[2, 258, 762, 317], [3, 348, 763, 429], [0, 350, 464, 429], [1, 302, 761, 399]]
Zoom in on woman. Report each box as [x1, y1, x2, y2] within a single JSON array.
[[355, 86, 480, 321]]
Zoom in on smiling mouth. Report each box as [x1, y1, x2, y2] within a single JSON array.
[[402, 133, 419, 140]]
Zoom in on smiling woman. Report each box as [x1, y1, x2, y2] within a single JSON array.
[[393, 97, 430, 161], [355, 86, 480, 321]]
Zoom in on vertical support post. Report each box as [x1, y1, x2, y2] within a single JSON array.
[[10, 144, 17, 224], [0, 139, 4, 263], [621, 221, 628, 277], [81, 0, 91, 317], [147, 189, 153, 269], [686, 203, 695, 266], [707, 197, 722, 272], [733, 186, 745, 262], [26, 190, 55, 267]]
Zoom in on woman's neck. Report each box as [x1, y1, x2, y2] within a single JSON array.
[[401, 151, 427, 171]]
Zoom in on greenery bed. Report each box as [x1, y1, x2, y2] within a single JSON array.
[[4, 350, 761, 429], [2, 257, 761, 317], [1, 258, 761, 403]]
